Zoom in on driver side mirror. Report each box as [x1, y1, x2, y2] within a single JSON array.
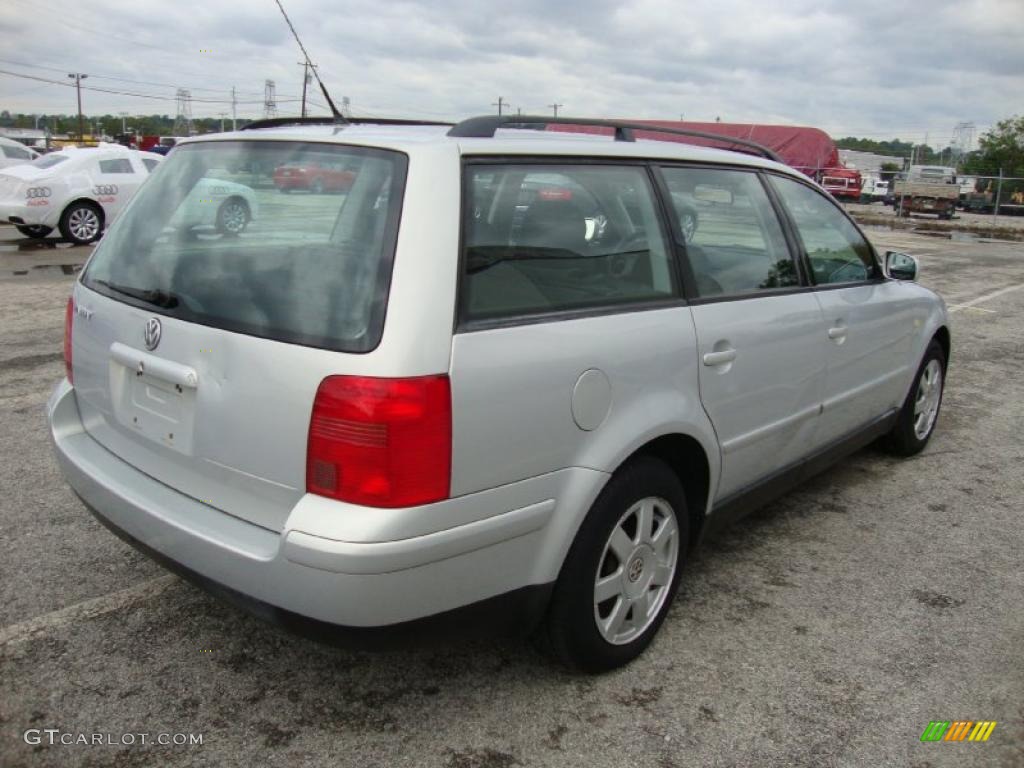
[[885, 251, 918, 281]]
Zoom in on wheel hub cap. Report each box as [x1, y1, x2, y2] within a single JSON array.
[[593, 497, 680, 646]]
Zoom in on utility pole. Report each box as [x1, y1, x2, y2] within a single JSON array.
[[231, 87, 237, 131], [118, 112, 129, 134], [218, 112, 227, 132], [492, 97, 506, 116], [993, 168, 1003, 219], [549, 102, 563, 118], [67, 73, 88, 142], [298, 61, 316, 118]]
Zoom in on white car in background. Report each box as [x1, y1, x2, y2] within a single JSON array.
[[0, 145, 164, 244], [0, 136, 40, 170], [169, 177, 258, 238]]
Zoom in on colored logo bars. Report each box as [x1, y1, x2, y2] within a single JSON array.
[[920, 721, 997, 742]]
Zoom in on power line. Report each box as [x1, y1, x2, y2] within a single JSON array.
[[0, 68, 302, 105], [0, 57, 303, 100]]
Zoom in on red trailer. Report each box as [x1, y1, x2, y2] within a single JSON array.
[[548, 120, 860, 199]]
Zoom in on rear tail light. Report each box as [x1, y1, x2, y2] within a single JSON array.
[[306, 375, 451, 508], [63, 297, 74, 384]]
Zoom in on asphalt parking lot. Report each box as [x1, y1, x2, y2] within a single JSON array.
[[1, 223, 1022, 768]]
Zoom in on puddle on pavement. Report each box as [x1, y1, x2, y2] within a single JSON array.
[[7, 264, 82, 278], [862, 223, 1022, 243], [0, 239, 78, 253]]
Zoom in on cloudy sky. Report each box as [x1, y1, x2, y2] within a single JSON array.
[[1, 0, 1022, 145]]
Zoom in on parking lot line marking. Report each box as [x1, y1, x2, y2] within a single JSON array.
[[948, 283, 1024, 313], [0, 574, 177, 647]]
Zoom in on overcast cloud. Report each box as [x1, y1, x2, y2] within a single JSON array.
[[1, 0, 1022, 144]]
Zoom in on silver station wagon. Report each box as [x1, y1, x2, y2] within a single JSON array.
[[48, 116, 949, 671]]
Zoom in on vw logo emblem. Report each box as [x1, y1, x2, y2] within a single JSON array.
[[143, 317, 162, 351]]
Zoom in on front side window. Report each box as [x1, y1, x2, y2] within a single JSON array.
[[82, 141, 407, 352], [661, 167, 797, 297], [770, 175, 877, 285], [98, 158, 135, 174], [461, 164, 675, 322]]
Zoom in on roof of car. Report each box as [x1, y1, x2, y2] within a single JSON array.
[[175, 122, 803, 177]]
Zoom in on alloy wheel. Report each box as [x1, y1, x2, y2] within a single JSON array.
[[913, 359, 943, 440], [68, 207, 100, 242], [593, 496, 679, 645]]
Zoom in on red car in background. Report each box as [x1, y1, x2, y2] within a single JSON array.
[[272, 161, 356, 193]]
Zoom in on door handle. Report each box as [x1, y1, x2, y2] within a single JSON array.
[[702, 349, 737, 366], [827, 326, 847, 340]]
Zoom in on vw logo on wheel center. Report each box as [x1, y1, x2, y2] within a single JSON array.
[[143, 317, 162, 351]]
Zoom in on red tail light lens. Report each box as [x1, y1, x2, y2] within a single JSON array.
[[63, 297, 74, 384], [306, 375, 451, 508]]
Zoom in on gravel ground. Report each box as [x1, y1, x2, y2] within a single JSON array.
[[1, 224, 1021, 768]]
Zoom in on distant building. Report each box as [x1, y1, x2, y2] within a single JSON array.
[[838, 149, 904, 175], [0, 128, 49, 149]]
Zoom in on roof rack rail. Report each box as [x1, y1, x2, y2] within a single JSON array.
[[447, 115, 781, 163], [241, 116, 454, 131]]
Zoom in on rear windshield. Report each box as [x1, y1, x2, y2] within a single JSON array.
[[81, 141, 407, 353], [32, 154, 69, 169]]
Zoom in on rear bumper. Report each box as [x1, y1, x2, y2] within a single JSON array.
[[1, 200, 54, 227], [48, 379, 606, 629]]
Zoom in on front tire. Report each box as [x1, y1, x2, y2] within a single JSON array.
[[543, 457, 688, 672], [16, 224, 53, 239], [58, 202, 103, 245], [885, 340, 946, 456]]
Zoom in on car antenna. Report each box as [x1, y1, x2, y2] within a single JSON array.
[[272, 0, 347, 126]]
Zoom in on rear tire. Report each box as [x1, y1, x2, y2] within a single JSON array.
[[58, 202, 103, 245], [216, 197, 250, 236], [543, 456, 688, 672], [884, 340, 946, 456], [16, 224, 52, 239]]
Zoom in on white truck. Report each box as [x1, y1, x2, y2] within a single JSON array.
[[894, 166, 959, 219]]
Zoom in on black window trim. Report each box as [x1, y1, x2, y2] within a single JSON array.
[[762, 170, 886, 290], [651, 162, 811, 305], [454, 156, 688, 333]]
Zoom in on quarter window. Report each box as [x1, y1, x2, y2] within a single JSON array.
[[661, 167, 797, 297], [461, 165, 675, 322], [141, 158, 160, 172], [770, 175, 877, 285], [98, 158, 135, 174]]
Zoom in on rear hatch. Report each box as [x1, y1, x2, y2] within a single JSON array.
[[72, 139, 407, 531]]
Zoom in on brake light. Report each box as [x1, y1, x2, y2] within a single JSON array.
[[63, 297, 74, 384], [306, 375, 451, 508]]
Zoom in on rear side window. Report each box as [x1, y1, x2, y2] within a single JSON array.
[[98, 158, 135, 174], [660, 167, 797, 297], [3, 145, 31, 159], [82, 141, 407, 353], [769, 175, 877, 285], [461, 164, 675, 323]]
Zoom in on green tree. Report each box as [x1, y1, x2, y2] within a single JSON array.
[[879, 162, 901, 182], [962, 115, 1024, 177]]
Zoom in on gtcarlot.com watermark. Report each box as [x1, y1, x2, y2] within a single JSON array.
[[24, 729, 203, 747]]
